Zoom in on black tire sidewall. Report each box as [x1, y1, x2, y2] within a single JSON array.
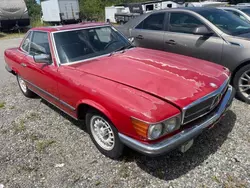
[[233, 64, 250, 104], [86, 111, 124, 159]]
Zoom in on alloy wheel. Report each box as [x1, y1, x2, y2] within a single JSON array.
[[238, 70, 250, 100], [17, 76, 27, 93], [90, 115, 115, 151]]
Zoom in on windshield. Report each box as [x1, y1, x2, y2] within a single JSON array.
[[197, 9, 250, 35], [53, 26, 131, 64], [241, 8, 250, 16]]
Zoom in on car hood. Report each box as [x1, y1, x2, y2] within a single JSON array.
[[69, 48, 229, 109]]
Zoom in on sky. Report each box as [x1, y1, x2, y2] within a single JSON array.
[[36, 0, 40, 4]]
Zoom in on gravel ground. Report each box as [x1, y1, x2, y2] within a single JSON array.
[[0, 39, 250, 188]]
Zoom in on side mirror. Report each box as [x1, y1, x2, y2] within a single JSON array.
[[193, 26, 213, 36], [33, 54, 52, 64]]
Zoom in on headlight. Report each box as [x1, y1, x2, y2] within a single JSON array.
[[131, 114, 181, 140], [148, 123, 162, 140], [148, 115, 181, 140]]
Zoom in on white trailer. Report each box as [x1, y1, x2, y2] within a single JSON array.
[[41, 0, 80, 24]]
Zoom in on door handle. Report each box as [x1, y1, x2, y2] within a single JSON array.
[[165, 40, 176, 45], [20, 63, 27, 67], [136, 35, 144, 40]]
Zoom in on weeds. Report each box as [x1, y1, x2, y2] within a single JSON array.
[[36, 140, 56, 152], [13, 119, 26, 134], [0, 102, 6, 109]]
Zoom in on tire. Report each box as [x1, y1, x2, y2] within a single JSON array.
[[233, 64, 250, 104], [86, 110, 124, 159], [17, 75, 36, 98]]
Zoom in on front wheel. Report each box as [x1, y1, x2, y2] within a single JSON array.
[[17, 75, 36, 98], [233, 64, 250, 104], [86, 111, 124, 159]]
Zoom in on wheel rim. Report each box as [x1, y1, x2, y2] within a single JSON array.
[[18, 76, 27, 93], [238, 70, 250, 100], [90, 116, 115, 151]]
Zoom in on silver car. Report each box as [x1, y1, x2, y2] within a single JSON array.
[[118, 8, 250, 103]]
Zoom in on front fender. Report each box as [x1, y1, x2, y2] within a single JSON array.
[[76, 99, 113, 123]]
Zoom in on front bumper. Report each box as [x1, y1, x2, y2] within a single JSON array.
[[119, 85, 235, 156]]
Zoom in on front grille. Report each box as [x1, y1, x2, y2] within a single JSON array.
[[182, 80, 229, 124], [183, 95, 220, 124]]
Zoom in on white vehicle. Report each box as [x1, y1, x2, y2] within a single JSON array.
[[185, 1, 228, 7], [41, 0, 80, 24], [0, 0, 30, 30], [105, 0, 183, 24]]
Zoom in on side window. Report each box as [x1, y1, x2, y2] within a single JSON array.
[[169, 13, 204, 34], [29, 32, 51, 56], [21, 32, 32, 52], [136, 13, 165, 31]]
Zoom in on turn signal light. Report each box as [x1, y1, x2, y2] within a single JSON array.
[[131, 118, 149, 138]]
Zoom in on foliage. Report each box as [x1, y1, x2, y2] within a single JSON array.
[[25, 0, 41, 19]]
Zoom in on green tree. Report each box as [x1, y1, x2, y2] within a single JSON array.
[[25, 0, 41, 19]]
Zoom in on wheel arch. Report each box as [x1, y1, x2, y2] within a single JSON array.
[[231, 59, 250, 84], [76, 100, 113, 123]]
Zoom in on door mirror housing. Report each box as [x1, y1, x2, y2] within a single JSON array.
[[193, 26, 213, 36], [33, 54, 52, 64]]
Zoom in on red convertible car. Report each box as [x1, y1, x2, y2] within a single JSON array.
[[4, 23, 235, 159]]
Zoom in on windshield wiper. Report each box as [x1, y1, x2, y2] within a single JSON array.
[[109, 44, 134, 56]]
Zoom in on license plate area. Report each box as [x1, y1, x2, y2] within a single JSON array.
[[180, 139, 194, 153]]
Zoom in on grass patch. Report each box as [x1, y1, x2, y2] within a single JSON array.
[[31, 18, 50, 28], [36, 140, 56, 152], [13, 119, 26, 134], [0, 102, 6, 109], [212, 175, 221, 184]]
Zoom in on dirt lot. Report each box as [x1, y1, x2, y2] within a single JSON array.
[[0, 38, 250, 188]]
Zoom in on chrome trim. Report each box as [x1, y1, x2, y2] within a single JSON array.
[[182, 77, 230, 124], [51, 25, 131, 66], [28, 87, 78, 120], [119, 85, 235, 156], [24, 79, 76, 111]]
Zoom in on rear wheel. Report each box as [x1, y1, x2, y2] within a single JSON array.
[[86, 110, 124, 159], [233, 64, 250, 104], [17, 75, 36, 98]]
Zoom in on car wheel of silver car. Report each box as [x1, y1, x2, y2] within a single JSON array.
[[17, 75, 36, 98], [234, 64, 250, 104], [86, 110, 124, 159]]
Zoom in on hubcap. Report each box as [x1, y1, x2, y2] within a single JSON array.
[[239, 70, 250, 100], [90, 116, 115, 151], [18, 76, 27, 93]]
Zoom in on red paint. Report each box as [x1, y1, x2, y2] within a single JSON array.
[[4, 24, 230, 142]]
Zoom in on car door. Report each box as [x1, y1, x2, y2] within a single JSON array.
[[164, 12, 224, 64], [21, 31, 59, 99], [130, 12, 166, 51]]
